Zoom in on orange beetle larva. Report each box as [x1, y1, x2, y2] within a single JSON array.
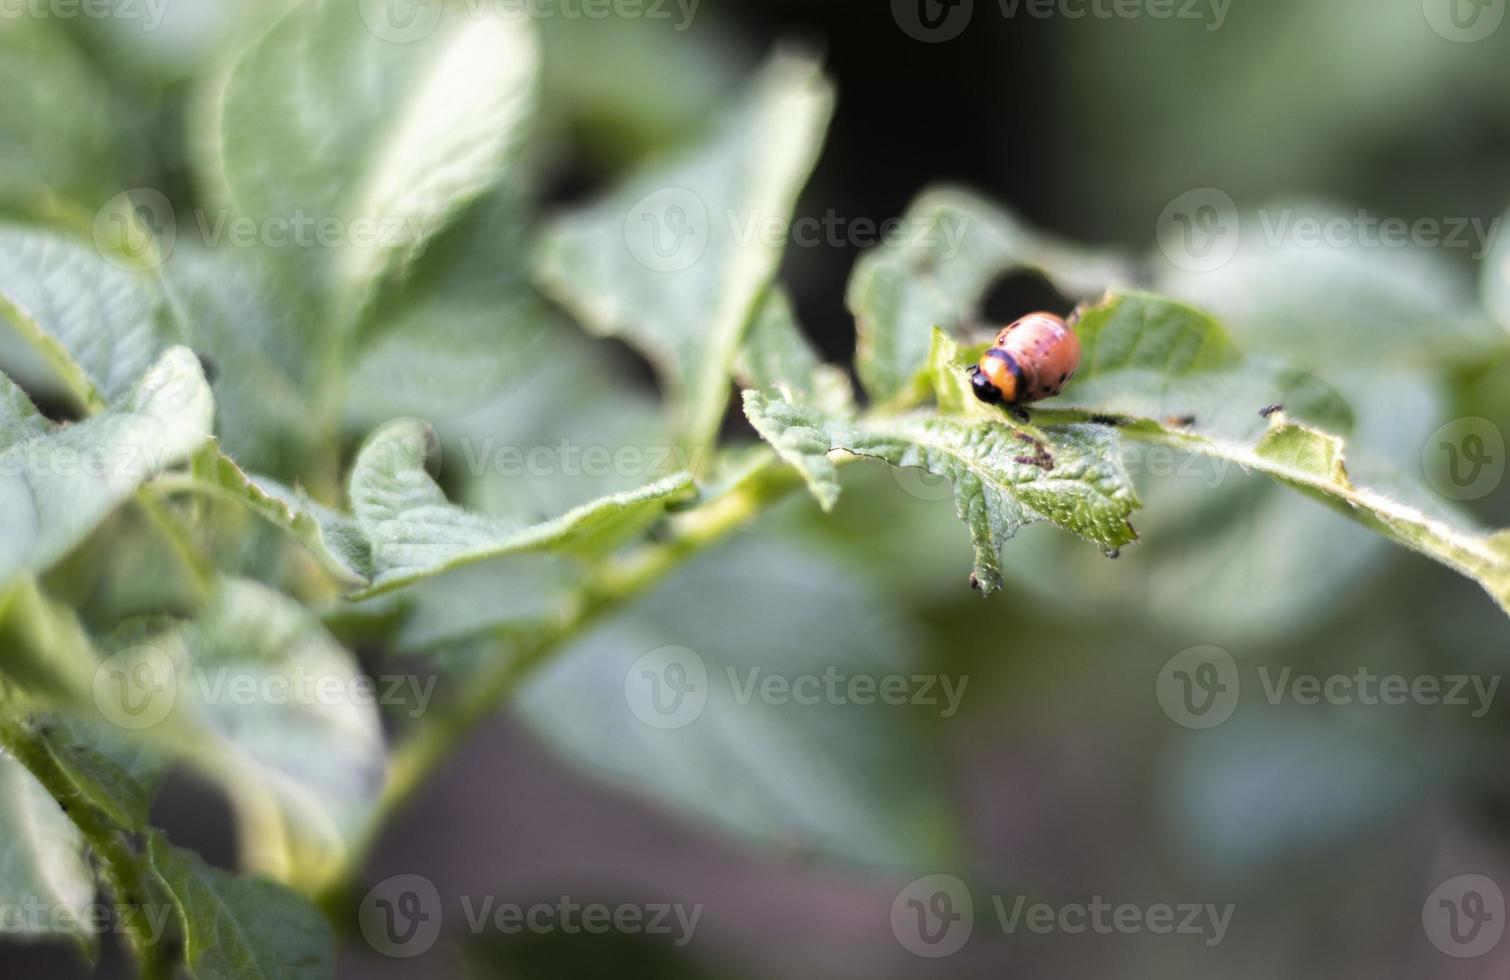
[[968, 312, 1082, 407]]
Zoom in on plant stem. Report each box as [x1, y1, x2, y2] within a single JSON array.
[[318, 454, 806, 914], [0, 717, 173, 980]]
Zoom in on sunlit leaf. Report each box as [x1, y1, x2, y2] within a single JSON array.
[[0, 348, 213, 587]]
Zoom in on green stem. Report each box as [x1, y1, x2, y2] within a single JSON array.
[[0, 717, 173, 980], [318, 455, 805, 914]]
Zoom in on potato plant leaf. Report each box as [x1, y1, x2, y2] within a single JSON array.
[[1034, 294, 1510, 615], [1156, 202, 1506, 371], [0, 368, 48, 446], [0, 17, 118, 206], [734, 289, 854, 417], [1122, 414, 1510, 616], [847, 186, 1132, 405], [743, 389, 1140, 593], [0, 577, 103, 717], [0, 347, 214, 588], [1059, 290, 1353, 439], [215, 0, 540, 320], [349, 419, 697, 596], [150, 579, 387, 890], [0, 751, 95, 942], [40, 718, 164, 833], [0, 224, 178, 409], [536, 52, 834, 458], [149, 834, 334, 980], [1483, 201, 1510, 335], [344, 189, 558, 426], [163, 245, 316, 474], [182, 447, 372, 587], [520, 537, 959, 871]]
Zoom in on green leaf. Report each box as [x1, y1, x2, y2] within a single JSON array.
[[344, 190, 556, 426], [1136, 414, 1510, 616], [744, 389, 1140, 593], [162, 579, 387, 889], [182, 448, 372, 587], [0, 347, 214, 587], [847, 186, 1132, 404], [536, 52, 834, 458], [0, 578, 102, 716], [448, 336, 684, 517], [0, 368, 48, 447], [0, 224, 179, 409], [1056, 291, 1353, 440], [1483, 201, 1510, 336], [1035, 295, 1510, 617], [349, 419, 696, 596], [0, 19, 118, 206], [216, 0, 540, 320], [734, 289, 853, 417], [0, 751, 95, 940], [148, 834, 334, 980], [162, 244, 316, 474], [519, 536, 959, 871], [1156, 203, 1505, 372], [40, 718, 164, 833]]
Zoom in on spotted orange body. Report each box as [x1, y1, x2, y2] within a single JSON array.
[[969, 312, 1082, 407]]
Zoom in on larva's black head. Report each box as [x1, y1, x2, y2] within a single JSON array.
[[969, 366, 1001, 404], [972, 348, 1025, 405]]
